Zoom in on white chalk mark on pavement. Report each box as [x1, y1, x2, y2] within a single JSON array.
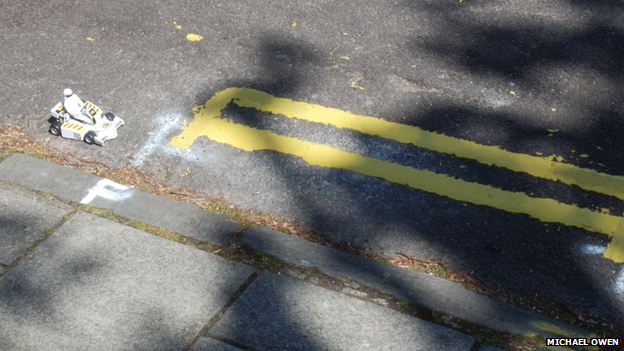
[[81, 179, 133, 204]]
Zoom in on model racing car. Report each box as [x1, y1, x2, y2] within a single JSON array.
[[49, 94, 124, 146]]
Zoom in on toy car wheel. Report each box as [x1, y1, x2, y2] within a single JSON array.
[[49, 125, 60, 136], [104, 112, 115, 121], [84, 132, 95, 145]]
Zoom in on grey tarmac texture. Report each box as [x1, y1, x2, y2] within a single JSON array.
[[209, 270, 476, 351], [0, 186, 67, 265], [191, 337, 244, 351], [242, 226, 593, 339], [0, 211, 255, 351], [1, 0, 623, 324], [0, 153, 240, 245]]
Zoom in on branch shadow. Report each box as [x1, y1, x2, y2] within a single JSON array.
[[396, 0, 624, 323], [184, 1, 624, 346]]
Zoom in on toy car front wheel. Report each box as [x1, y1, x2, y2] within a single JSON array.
[[104, 112, 115, 121], [49, 125, 60, 136], [84, 132, 95, 145]]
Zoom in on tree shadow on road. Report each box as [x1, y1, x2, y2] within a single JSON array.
[[397, 0, 624, 324], [184, 1, 624, 346]]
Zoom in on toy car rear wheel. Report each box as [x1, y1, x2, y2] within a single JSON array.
[[49, 125, 60, 136], [84, 132, 95, 145]]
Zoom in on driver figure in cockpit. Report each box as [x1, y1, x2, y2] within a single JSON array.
[[63, 89, 93, 124]]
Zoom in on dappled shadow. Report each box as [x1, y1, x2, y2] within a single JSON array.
[[396, 0, 624, 324], [180, 2, 624, 345], [190, 32, 326, 350]]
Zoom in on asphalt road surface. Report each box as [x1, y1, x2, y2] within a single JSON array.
[[1, 0, 623, 324]]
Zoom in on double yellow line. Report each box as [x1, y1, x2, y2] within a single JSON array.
[[171, 87, 624, 262]]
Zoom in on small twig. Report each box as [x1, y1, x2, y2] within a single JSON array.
[[397, 251, 445, 266], [67, 152, 110, 168], [472, 272, 497, 294]]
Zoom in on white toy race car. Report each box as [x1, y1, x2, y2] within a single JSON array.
[[49, 100, 124, 146]]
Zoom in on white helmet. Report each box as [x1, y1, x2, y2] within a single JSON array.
[[63, 88, 73, 97]]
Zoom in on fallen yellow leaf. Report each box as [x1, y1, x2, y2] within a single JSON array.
[[86, 37, 94, 41]]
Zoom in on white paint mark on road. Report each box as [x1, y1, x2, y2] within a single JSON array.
[[132, 113, 187, 166], [581, 244, 607, 255], [133, 113, 224, 167], [581, 244, 624, 298], [615, 270, 624, 296], [81, 179, 133, 204]]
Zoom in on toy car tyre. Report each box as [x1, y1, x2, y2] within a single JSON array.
[[49, 125, 61, 136], [104, 112, 115, 121], [84, 132, 95, 145]]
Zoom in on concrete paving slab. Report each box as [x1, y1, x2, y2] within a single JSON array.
[[0, 211, 255, 351], [0, 187, 67, 265], [191, 337, 244, 351], [0, 153, 103, 201], [209, 270, 475, 351], [0, 153, 239, 245], [91, 188, 239, 246], [242, 226, 594, 340]]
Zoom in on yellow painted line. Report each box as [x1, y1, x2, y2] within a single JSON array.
[[222, 88, 624, 201], [173, 114, 622, 238], [170, 87, 624, 262]]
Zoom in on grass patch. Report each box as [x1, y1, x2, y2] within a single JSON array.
[[2, 148, 20, 159], [431, 310, 441, 324], [432, 266, 448, 278], [128, 218, 147, 231], [253, 250, 280, 270], [474, 328, 498, 345], [396, 299, 409, 309]]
